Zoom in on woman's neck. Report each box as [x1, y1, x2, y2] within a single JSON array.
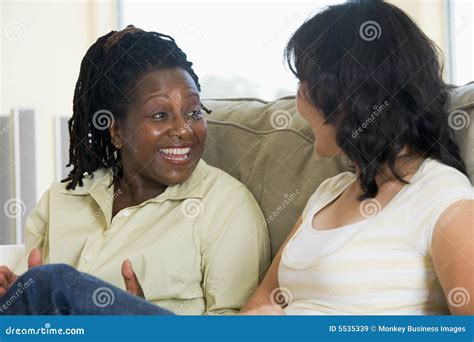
[[115, 171, 167, 207], [354, 152, 425, 188]]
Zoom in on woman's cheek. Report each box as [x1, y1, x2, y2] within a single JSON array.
[[193, 120, 208, 142]]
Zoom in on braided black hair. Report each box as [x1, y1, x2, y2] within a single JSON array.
[[63, 26, 209, 190]]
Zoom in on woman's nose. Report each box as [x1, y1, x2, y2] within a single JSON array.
[[169, 115, 193, 138]]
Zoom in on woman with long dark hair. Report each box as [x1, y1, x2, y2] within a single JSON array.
[[242, 0, 473, 315]]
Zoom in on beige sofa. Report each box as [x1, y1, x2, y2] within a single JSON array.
[[1, 83, 473, 266], [202, 82, 474, 258]]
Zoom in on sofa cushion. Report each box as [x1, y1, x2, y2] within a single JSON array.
[[202, 84, 474, 258]]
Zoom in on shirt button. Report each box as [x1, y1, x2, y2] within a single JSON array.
[[84, 256, 90, 262], [122, 210, 130, 217]]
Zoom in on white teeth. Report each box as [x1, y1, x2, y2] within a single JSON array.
[[159, 147, 191, 161], [159, 147, 191, 155]]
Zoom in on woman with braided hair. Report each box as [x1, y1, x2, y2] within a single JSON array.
[[0, 26, 270, 315]]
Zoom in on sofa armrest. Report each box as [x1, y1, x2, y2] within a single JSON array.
[[0, 244, 25, 269]]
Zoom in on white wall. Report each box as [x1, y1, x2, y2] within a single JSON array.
[[1, 0, 118, 200], [389, 0, 450, 79]]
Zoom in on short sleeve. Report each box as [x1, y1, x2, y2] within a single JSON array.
[[415, 172, 474, 255]]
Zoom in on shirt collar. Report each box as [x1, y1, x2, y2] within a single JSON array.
[[59, 159, 208, 202]]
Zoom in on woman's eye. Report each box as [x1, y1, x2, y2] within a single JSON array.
[[187, 110, 203, 120], [151, 112, 168, 120]]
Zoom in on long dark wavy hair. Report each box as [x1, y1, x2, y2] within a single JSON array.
[[285, 0, 467, 200], [63, 26, 209, 190]]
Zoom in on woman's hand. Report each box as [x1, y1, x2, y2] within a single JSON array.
[[121, 259, 145, 299], [0, 248, 43, 297], [240, 304, 286, 315], [0, 265, 17, 297]]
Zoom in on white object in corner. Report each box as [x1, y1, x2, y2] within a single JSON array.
[[0, 244, 25, 269]]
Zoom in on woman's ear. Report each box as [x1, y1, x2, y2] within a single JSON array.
[[109, 121, 123, 149]]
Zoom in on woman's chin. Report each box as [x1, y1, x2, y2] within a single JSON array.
[[154, 158, 201, 185], [314, 143, 343, 157], [314, 144, 329, 157]]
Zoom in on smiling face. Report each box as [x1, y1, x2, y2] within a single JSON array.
[[109, 67, 207, 186], [296, 82, 343, 157]]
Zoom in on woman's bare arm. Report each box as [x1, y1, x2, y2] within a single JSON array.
[[432, 200, 474, 315]]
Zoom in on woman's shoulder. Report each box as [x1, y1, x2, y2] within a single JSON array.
[[412, 158, 473, 195], [310, 171, 356, 201], [50, 168, 112, 195], [198, 160, 255, 199], [302, 171, 355, 219]]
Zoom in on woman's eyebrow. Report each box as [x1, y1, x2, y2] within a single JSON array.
[[144, 93, 168, 104], [144, 92, 200, 104]]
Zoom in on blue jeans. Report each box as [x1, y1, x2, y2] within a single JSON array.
[[0, 264, 173, 315]]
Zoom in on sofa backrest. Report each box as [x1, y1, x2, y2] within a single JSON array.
[[202, 82, 474, 258]]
